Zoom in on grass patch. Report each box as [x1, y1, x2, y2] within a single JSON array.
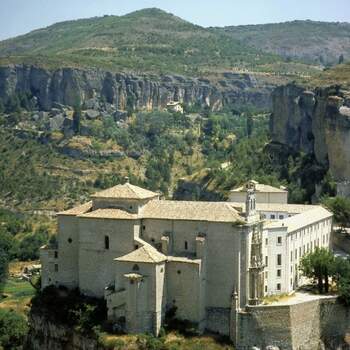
[[0, 277, 35, 315], [98, 331, 234, 350], [262, 293, 293, 305]]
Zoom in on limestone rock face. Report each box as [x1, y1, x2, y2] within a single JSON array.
[[0, 65, 273, 112], [25, 313, 102, 350], [271, 83, 350, 182]]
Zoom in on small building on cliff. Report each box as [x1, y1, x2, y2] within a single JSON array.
[[229, 181, 288, 204], [40, 180, 332, 344]]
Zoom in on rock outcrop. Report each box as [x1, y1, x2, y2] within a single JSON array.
[[270, 83, 350, 188], [25, 313, 102, 350], [0, 65, 273, 112]]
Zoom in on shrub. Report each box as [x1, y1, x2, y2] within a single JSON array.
[[0, 309, 28, 349]]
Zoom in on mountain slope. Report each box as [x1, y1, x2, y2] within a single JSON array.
[[0, 9, 312, 76], [214, 20, 350, 65]]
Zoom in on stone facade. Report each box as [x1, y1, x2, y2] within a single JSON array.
[[41, 181, 265, 339], [229, 181, 288, 204], [41, 180, 333, 348]]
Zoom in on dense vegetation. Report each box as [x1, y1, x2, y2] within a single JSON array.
[[0, 209, 55, 283], [0, 8, 323, 77], [214, 20, 350, 66], [0, 309, 28, 349]]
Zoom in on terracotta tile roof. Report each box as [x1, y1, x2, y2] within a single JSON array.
[[91, 183, 158, 200], [116, 244, 166, 264], [79, 209, 139, 220], [230, 182, 287, 193], [142, 200, 243, 223], [58, 201, 92, 216]]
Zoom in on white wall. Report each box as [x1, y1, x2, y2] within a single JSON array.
[[229, 192, 288, 204], [263, 217, 333, 295], [78, 217, 141, 297]]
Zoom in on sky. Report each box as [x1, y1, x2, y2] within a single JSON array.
[[1, 0, 349, 41]]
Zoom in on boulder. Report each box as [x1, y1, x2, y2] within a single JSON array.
[[48, 114, 65, 131], [85, 109, 100, 119]]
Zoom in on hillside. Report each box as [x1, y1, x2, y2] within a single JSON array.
[[214, 20, 350, 66], [0, 9, 318, 76]]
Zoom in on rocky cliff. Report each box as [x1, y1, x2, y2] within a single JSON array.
[[25, 313, 102, 350], [0, 65, 273, 112], [270, 83, 350, 193]]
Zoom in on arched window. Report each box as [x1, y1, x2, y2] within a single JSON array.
[[104, 236, 110, 250]]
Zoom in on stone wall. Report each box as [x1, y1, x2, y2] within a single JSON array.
[[237, 297, 350, 350]]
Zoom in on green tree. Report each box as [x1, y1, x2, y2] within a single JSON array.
[[300, 248, 335, 293], [0, 99, 4, 114], [0, 231, 15, 282], [73, 105, 82, 134], [0, 309, 28, 349], [246, 115, 253, 138], [323, 196, 350, 230]]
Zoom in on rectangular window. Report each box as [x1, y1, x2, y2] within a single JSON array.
[[295, 249, 297, 260], [265, 285, 268, 293], [104, 236, 110, 250], [265, 271, 268, 279], [277, 236, 282, 245], [299, 247, 302, 257], [271, 214, 276, 219], [54, 251, 58, 259], [277, 283, 281, 291], [265, 238, 268, 246], [290, 251, 293, 262], [265, 256, 268, 267], [277, 269, 281, 277], [279, 215, 284, 220], [277, 254, 282, 266], [54, 264, 58, 272]]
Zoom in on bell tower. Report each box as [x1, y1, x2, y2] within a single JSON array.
[[245, 180, 259, 223]]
